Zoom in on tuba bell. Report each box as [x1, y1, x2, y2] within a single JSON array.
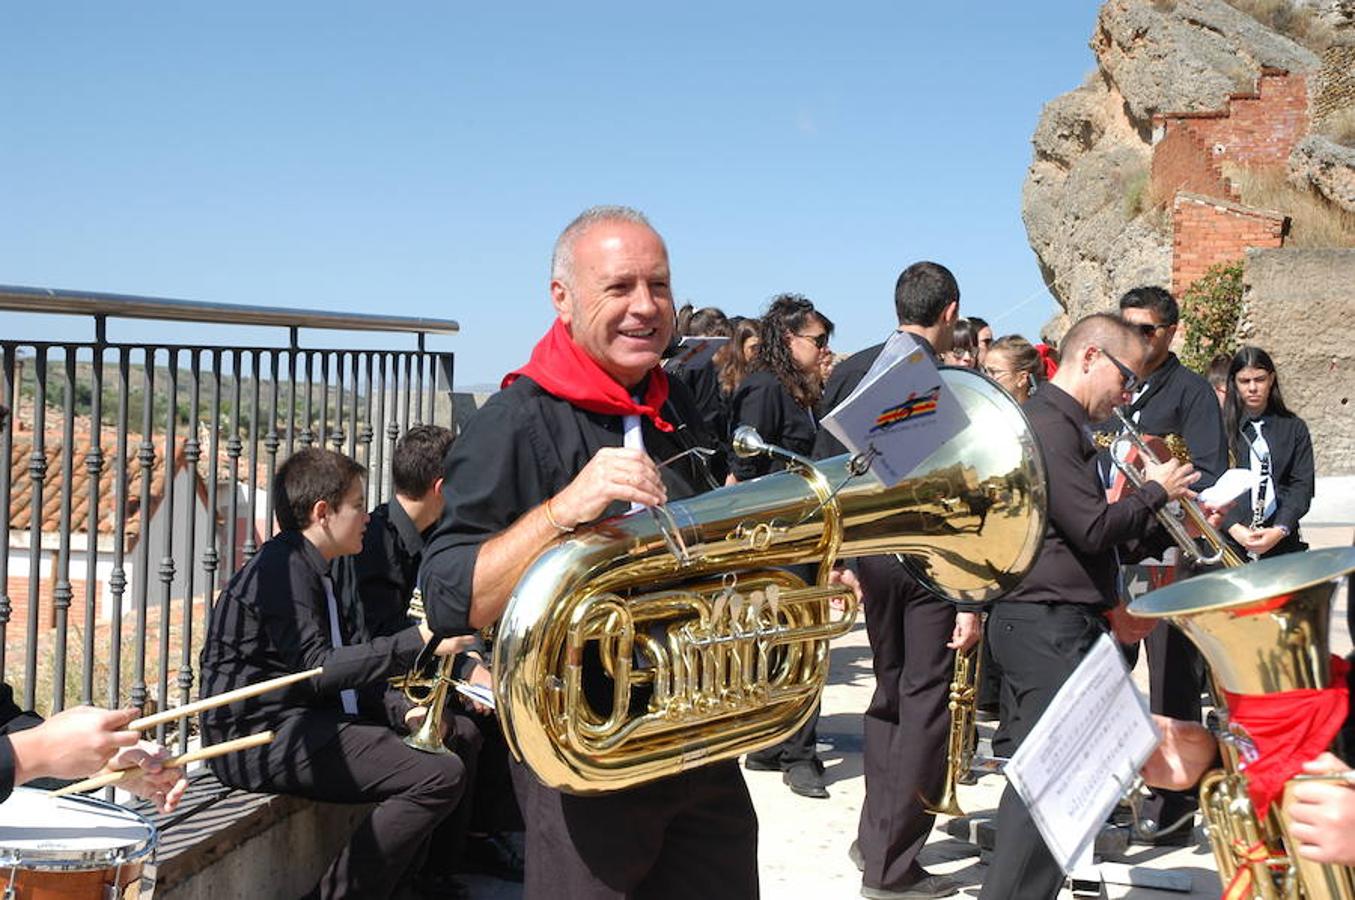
[[492, 368, 1048, 794], [1129, 547, 1355, 899]]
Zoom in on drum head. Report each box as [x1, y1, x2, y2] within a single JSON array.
[[0, 787, 157, 871]]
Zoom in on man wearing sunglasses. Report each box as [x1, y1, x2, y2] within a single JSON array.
[[979, 313, 1200, 900], [1096, 285, 1229, 845]]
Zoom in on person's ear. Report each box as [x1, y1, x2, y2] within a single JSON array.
[[550, 279, 572, 323], [310, 499, 330, 527], [943, 301, 959, 325]]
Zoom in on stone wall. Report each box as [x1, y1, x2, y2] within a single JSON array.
[[1171, 192, 1287, 295], [1243, 247, 1355, 474], [1313, 44, 1355, 130]]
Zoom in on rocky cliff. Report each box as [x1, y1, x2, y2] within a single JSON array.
[[1023, 0, 1321, 334]]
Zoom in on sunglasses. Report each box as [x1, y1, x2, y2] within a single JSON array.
[[1097, 347, 1140, 393], [1132, 322, 1171, 338], [794, 332, 830, 350]]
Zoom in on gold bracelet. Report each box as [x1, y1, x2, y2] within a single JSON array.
[[543, 497, 574, 534]]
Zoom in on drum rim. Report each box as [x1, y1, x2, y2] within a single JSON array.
[[0, 787, 158, 871]]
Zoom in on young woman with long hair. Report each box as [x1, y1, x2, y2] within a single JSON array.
[[728, 293, 834, 800], [1222, 345, 1314, 559]]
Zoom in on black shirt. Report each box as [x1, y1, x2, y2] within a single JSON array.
[[0, 682, 42, 802], [1093, 353, 1228, 490], [199, 530, 425, 742], [669, 360, 730, 481], [727, 370, 819, 481], [1223, 412, 1315, 550], [1004, 384, 1168, 609], [419, 374, 719, 635], [335, 499, 426, 641]]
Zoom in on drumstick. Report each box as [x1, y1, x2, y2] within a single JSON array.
[[51, 731, 275, 796], [129, 667, 323, 732]]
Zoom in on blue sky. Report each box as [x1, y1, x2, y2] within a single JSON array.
[[1, 3, 1097, 389]]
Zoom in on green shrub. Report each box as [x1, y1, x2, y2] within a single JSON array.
[[1179, 260, 1245, 373]]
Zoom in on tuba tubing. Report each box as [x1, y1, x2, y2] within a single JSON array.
[[494, 368, 1048, 794]]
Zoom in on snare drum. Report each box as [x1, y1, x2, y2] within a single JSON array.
[[0, 786, 157, 899]]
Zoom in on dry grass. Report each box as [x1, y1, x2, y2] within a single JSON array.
[[1222, 0, 1337, 53], [6, 597, 209, 743], [1320, 107, 1355, 148], [1229, 164, 1355, 247], [1123, 164, 1152, 220]]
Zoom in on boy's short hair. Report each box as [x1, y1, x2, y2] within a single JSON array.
[[391, 425, 456, 497], [273, 448, 366, 532]]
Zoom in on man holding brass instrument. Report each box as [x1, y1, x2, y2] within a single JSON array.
[[979, 314, 1201, 900], [1099, 286, 1230, 844], [419, 206, 759, 899], [199, 447, 472, 900]]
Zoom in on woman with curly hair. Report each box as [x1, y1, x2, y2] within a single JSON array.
[[728, 293, 834, 799]]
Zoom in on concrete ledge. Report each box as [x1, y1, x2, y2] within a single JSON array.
[[140, 777, 369, 900]]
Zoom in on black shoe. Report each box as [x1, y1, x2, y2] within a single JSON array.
[[460, 833, 525, 883], [861, 872, 961, 899], [783, 761, 829, 799], [744, 753, 781, 772], [848, 839, 865, 872]]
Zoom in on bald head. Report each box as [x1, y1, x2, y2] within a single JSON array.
[[1060, 313, 1143, 364], [1052, 313, 1149, 421]]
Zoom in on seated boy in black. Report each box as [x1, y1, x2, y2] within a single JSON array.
[[335, 424, 524, 883], [199, 447, 470, 900]]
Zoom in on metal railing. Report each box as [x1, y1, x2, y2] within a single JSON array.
[[0, 286, 459, 752]]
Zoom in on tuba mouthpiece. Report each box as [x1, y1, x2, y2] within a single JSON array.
[[732, 426, 769, 458]]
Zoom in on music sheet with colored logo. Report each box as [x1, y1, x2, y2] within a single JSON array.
[[820, 331, 969, 487]]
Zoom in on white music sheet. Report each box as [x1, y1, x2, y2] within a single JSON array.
[[1004, 633, 1159, 873]]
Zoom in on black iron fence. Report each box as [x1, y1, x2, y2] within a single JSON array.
[[0, 286, 458, 751]]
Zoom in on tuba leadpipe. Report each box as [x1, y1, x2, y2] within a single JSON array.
[[493, 368, 1049, 794], [1107, 407, 1244, 569]]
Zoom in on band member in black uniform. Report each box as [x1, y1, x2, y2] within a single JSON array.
[[814, 262, 979, 900], [1103, 286, 1229, 842], [199, 448, 471, 900], [1221, 345, 1315, 560], [333, 424, 524, 885], [978, 314, 1199, 900], [732, 293, 835, 799], [419, 206, 760, 900]]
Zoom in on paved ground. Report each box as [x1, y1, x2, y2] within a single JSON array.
[[463, 480, 1355, 899]]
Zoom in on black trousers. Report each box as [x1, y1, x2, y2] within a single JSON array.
[[855, 555, 955, 892], [210, 717, 466, 900], [512, 758, 758, 900], [1140, 619, 1205, 826], [746, 562, 822, 771], [978, 602, 1107, 900]]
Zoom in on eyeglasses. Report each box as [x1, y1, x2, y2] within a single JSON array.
[[1133, 322, 1170, 338], [1097, 347, 1140, 393], [982, 366, 1015, 379], [794, 332, 830, 350]]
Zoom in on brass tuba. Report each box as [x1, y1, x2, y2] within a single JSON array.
[[492, 368, 1048, 794], [1129, 547, 1355, 899]]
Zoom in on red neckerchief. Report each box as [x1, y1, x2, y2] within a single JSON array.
[[1035, 343, 1059, 380], [502, 319, 674, 432], [1223, 654, 1350, 817]]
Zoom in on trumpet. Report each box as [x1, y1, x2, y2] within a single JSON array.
[[1105, 407, 1244, 569], [925, 634, 983, 817], [389, 589, 455, 756]]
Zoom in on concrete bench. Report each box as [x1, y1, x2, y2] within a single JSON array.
[[130, 771, 369, 899]]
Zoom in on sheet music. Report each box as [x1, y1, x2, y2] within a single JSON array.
[[1005, 633, 1159, 873], [456, 682, 496, 709], [820, 332, 968, 487]]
